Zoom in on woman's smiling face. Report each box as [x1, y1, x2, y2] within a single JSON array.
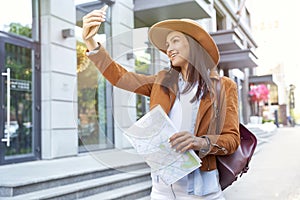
[[165, 31, 190, 68]]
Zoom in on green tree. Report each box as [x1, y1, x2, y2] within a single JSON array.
[[9, 22, 32, 38]]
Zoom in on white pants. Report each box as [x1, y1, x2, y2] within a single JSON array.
[[150, 178, 225, 200]]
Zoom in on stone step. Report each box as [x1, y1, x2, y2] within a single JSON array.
[[79, 181, 152, 200], [4, 168, 151, 200], [135, 196, 151, 200], [0, 161, 148, 197]]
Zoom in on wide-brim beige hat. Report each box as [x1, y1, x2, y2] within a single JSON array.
[[148, 19, 220, 65]]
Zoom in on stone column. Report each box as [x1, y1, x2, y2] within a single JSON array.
[[40, 0, 78, 159], [110, 0, 135, 149]]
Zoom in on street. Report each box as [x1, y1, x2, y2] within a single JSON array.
[[223, 126, 300, 200]]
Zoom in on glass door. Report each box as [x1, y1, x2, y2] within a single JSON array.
[[0, 33, 40, 164]]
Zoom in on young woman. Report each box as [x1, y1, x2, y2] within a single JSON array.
[[82, 7, 240, 200]]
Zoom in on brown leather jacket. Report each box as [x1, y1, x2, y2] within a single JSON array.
[[88, 45, 240, 171]]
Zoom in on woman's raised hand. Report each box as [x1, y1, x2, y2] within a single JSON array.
[[82, 5, 108, 50]]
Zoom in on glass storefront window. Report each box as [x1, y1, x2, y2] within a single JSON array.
[[0, 0, 33, 38], [75, 1, 113, 152]]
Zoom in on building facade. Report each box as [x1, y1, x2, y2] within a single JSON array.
[[0, 0, 257, 166]]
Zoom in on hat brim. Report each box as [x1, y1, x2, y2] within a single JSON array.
[[148, 19, 220, 65]]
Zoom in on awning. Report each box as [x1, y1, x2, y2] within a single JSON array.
[[134, 0, 212, 28], [210, 29, 244, 51], [249, 74, 278, 86], [249, 74, 279, 105], [219, 49, 258, 69]]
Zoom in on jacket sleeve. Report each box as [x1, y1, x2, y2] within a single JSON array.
[[87, 44, 156, 97], [205, 77, 240, 156]]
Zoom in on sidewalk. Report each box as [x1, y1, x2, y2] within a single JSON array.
[[223, 126, 300, 200]]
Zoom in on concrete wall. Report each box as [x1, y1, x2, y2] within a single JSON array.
[[40, 0, 78, 159]]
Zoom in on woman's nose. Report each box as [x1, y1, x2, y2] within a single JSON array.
[[166, 46, 173, 55]]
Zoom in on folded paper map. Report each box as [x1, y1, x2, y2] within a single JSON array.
[[124, 105, 201, 185]]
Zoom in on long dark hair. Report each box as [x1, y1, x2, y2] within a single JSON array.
[[160, 34, 216, 102]]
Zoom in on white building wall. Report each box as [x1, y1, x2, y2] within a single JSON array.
[[40, 0, 78, 159], [110, 0, 136, 149]]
